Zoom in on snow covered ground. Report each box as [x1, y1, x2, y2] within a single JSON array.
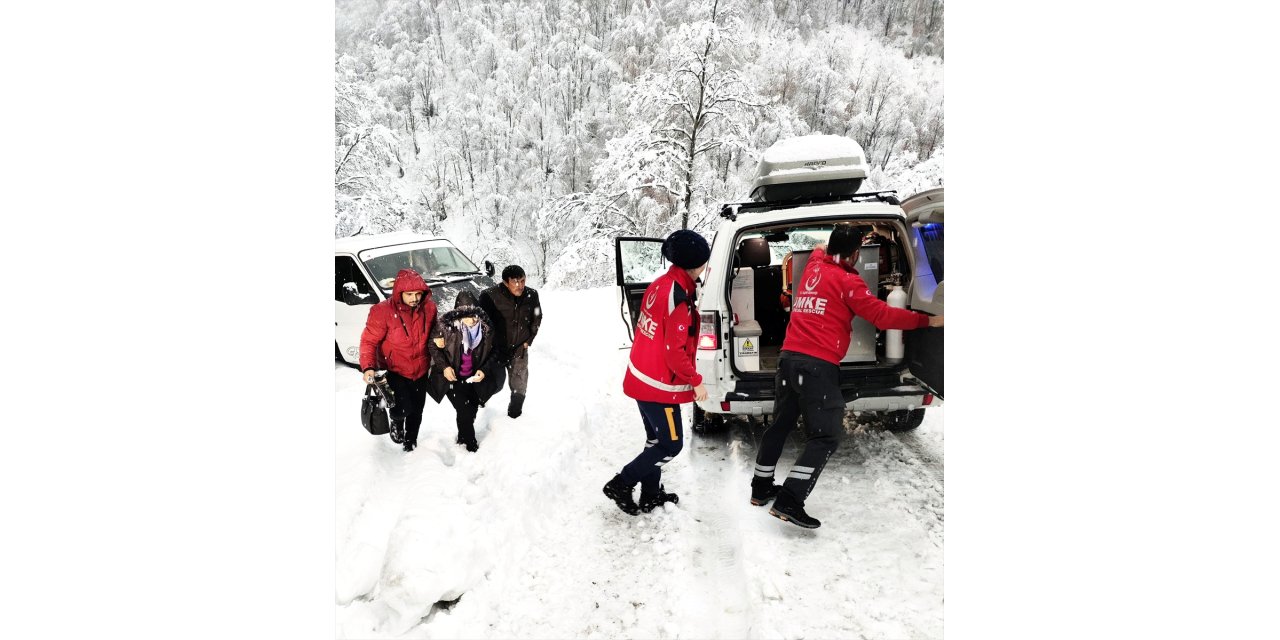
[[336, 287, 944, 639]]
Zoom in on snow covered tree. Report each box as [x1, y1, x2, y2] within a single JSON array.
[[592, 0, 766, 231], [335, 0, 944, 287], [335, 58, 403, 237]]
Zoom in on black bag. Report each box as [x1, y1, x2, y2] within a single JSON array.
[[361, 384, 390, 435]]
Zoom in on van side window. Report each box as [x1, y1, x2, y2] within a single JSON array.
[[920, 223, 943, 281], [335, 256, 376, 304]]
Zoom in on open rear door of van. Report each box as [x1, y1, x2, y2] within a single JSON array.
[[615, 236, 668, 342], [901, 188, 944, 398]]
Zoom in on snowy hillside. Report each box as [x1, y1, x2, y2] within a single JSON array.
[[335, 0, 944, 289], [336, 287, 944, 638]]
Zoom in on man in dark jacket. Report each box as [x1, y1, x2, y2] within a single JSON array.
[[751, 223, 943, 529], [478, 265, 543, 419], [359, 269, 438, 452]]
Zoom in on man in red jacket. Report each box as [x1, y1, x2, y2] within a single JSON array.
[[603, 230, 710, 516], [752, 223, 943, 528], [360, 269, 438, 452]]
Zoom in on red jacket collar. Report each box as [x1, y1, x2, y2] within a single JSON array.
[[666, 264, 696, 292]]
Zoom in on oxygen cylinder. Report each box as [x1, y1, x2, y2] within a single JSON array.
[[886, 285, 908, 362]]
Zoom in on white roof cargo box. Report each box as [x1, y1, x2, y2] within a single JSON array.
[[749, 134, 869, 202]]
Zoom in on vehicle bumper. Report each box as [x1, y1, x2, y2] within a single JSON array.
[[697, 378, 936, 416]]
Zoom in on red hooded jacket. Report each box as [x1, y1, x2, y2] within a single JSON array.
[[623, 265, 703, 404], [359, 269, 438, 380], [782, 247, 930, 365]]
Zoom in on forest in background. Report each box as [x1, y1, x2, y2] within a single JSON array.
[[336, 0, 944, 288]]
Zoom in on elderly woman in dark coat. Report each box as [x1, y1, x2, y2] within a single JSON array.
[[428, 290, 506, 452]]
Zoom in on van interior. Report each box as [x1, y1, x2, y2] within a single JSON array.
[[725, 220, 915, 374]]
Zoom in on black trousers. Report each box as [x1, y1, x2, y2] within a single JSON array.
[[620, 400, 685, 496], [505, 345, 529, 396], [754, 351, 845, 507], [447, 382, 481, 443], [386, 371, 428, 445]]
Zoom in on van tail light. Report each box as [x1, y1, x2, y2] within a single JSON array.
[[922, 394, 933, 406], [720, 401, 731, 412], [698, 312, 720, 350]]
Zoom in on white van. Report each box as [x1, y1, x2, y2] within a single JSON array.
[[615, 135, 943, 432], [335, 232, 497, 365]]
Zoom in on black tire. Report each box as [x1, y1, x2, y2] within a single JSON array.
[[692, 404, 727, 434], [881, 408, 926, 432], [335, 341, 343, 361]]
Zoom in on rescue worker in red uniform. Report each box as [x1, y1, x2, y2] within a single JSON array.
[[752, 223, 943, 528], [603, 230, 711, 515], [360, 269, 438, 452]]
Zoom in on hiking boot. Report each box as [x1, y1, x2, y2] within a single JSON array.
[[639, 485, 679, 513], [403, 440, 415, 453], [462, 438, 478, 453], [768, 493, 821, 529], [389, 417, 405, 444], [750, 477, 782, 507], [602, 474, 640, 516], [508, 393, 525, 419]]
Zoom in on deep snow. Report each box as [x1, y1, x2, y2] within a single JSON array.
[[336, 287, 944, 639]]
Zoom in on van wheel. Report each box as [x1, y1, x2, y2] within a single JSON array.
[[692, 405, 726, 434], [881, 409, 926, 432], [335, 342, 342, 361]]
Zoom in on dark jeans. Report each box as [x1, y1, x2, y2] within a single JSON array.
[[620, 400, 685, 496], [754, 351, 845, 507], [386, 371, 429, 445], [506, 345, 529, 395], [447, 382, 481, 443]]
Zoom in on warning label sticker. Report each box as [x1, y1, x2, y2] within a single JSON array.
[[739, 338, 758, 356]]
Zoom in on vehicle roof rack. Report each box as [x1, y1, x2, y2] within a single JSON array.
[[718, 190, 900, 221]]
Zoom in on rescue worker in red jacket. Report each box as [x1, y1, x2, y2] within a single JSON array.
[[359, 269, 438, 452], [751, 223, 943, 528], [603, 230, 711, 515]]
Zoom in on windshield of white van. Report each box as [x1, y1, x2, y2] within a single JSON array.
[[359, 244, 481, 292]]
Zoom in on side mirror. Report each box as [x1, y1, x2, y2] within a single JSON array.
[[341, 282, 371, 306], [484, 260, 495, 278]]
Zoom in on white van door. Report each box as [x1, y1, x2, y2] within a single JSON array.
[[335, 254, 380, 365], [614, 236, 668, 341], [901, 188, 944, 398]]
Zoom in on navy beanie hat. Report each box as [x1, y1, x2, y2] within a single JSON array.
[[662, 229, 711, 269]]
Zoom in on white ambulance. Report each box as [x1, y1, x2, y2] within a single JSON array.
[[615, 135, 943, 432]]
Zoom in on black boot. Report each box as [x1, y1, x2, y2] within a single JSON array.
[[639, 485, 679, 513], [508, 393, 525, 419], [602, 474, 640, 515], [456, 435, 478, 452], [389, 416, 405, 444], [750, 477, 782, 507], [769, 491, 821, 529], [403, 416, 420, 452]]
